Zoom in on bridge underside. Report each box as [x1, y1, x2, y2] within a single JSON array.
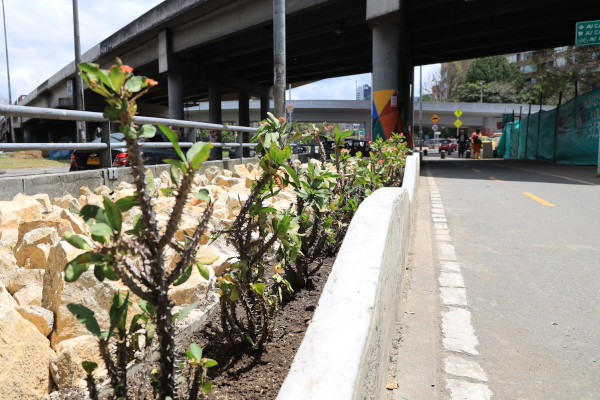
[[16, 0, 593, 142]]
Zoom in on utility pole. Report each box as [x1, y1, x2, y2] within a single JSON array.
[[1, 0, 13, 143], [273, 0, 286, 119], [419, 65, 423, 147], [72, 0, 86, 142]]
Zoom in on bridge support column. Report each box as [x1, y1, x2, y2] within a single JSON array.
[[209, 85, 223, 160], [368, 0, 412, 145], [238, 91, 250, 158]]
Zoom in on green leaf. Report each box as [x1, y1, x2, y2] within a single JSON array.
[[230, 287, 239, 302], [169, 165, 180, 185], [124, 76, 144, 93], [108, 292, 129, 338], [202, 381, 213, 394], [90, 223, 114, 242], [186, 142, 212, 170], [145, 169, 156, 194], [251, 283, 265, 295], [189, 343, 203, 361], [93, 264, 105, 282], [82, 361, 98, 375], [103, 264, 120, 281], [173, 265, 193, 286], [115, 196, 139, 212], [284, 165, 300, 187], [67, 303, 102, 337], [75, 251, 106, 265], [158, 124, 186, 164], [64, 260, 89, 282], [174, 302, 199, 323], [193, 189, 210, 203], [122, 124, 137, 139], [79, 205, 109, 225], [139, 124, 156, 138], [203, 358, 218, 368], [63, 232, 92, 251], [103, 105, 122, 121], [196, 262, 210, 280], [109, 66, 126, 92], [103, 197, 122, 233], [139, 299, 156, 317]]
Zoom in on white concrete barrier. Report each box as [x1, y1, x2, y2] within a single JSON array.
[[277, 153, 420, 400]]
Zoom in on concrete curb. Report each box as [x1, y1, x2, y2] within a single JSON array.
[[277, 153, 420, 400]]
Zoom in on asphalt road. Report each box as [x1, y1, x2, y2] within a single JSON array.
[[425, 156, 600, 398]]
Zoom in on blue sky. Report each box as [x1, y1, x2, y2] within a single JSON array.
[[0, 0, 438, 103]]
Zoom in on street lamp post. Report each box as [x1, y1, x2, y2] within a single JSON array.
[[1, 0, 14, 143]]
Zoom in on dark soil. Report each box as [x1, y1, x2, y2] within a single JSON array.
[[183, 258, 335, 400]]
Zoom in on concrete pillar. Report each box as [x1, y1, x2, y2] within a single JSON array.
[[100, 121, 113, 168], [238, 91, 250, 157], [260, 97, 270, 121], [167, 72, 184, 140], [371, 23, 399, 142], [209, 85, 222, 160]]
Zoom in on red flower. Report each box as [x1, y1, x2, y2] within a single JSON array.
[[378, 159, 383, 164], [278, 117, 285, 123], [145, 78, 158, 87], [340, 148, 349, 153], [121, 65, 134, 73]]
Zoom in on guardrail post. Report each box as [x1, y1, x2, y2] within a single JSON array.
[[100, 121, 112, 168]]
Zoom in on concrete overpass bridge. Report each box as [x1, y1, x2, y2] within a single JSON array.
[[8, 0, 592, 142]]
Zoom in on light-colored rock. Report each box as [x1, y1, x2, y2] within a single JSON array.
[[0, 306, 55, 400], [6, 267, 44, 294], [226, 190, 250, 216], [93, 185, 111, 197], [214, 175, 243, 188], [0, 250, 17, 275], [33, 193, 53, 213], [232, 164, 250, 178], [0, 200, 42, 225], [14, 284, 43, 306], [50, 335, 105, 390], [15, 227, 58, 268], [0, 282, 18, 307], [196, 245, 233, 277], [174, 215, 209, 245], [83, 194, 103, 207], [0, 228, 18, 251], [52, 194, 81, 212], [16, 305, 54, 337], [270, 199, 294, 212], [0, 208, 20, 229], [79, 186, 93, 197], [220, 169, 233, 178], [169, 265, 212, 305], [116, 181, 133, 190], [60, 209, 86, 234], [17, 219, 71, 244], [41, 241, 85, 323], [193, 173, 209, 186], [204, 166, 221, 182]]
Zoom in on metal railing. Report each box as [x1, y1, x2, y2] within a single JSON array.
[[0, 104, 260, 167]]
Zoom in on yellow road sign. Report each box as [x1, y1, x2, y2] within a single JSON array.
[[454, 119, 462, 128], [454, 109, 463, 118], [430, 114, 440, 123]]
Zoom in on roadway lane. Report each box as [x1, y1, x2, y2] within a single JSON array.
[[425, 157, 600, 399]]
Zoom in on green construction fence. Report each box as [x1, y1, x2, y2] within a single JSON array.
[[496, 86, 600, 165]]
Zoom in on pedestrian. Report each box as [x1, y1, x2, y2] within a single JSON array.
[[471, 129, 482, 159], [457, 129, 469, 158]]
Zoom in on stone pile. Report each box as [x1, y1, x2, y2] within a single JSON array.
[[0, 162, 302, 399]]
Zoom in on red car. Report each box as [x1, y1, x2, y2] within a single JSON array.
[[439, 139, 457, 154]]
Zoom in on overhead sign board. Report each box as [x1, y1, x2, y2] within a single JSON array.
[[430, 114, 440, 123], [576, 20, 600, 46], [454, 119, 462, 128], [454, 109, 463, 118]]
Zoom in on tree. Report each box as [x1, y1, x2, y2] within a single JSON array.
[[463, 55, 525, 88], [439, 60, 470, 101]]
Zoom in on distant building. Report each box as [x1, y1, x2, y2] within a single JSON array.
[[356, 84, 372, 100]]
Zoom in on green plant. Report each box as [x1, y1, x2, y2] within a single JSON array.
[[64, 58, 216, 399], [217, 113, 298, 348]]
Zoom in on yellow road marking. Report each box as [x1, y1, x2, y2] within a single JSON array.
[[473, 169, 481, 173], [522, 192, 555, 207], [489, 177, 504, 182]]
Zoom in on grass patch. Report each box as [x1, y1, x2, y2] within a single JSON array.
[[0, 157, 70, 170]]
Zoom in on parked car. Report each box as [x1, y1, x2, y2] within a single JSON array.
[[439, 139, 456, 154], [69, 131, 179, 171]]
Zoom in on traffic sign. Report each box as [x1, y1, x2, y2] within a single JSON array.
[[454, 119, 462, 128], [454, 109, 463, 118], [576, 20, 600, 46], [430, 114, 440, 123], [432, 124, 439, 131]]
